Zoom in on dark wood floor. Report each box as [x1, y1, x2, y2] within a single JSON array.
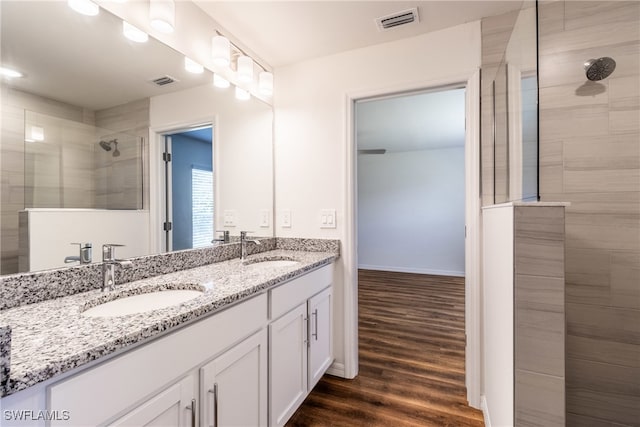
[[286, 269, 484, 427]]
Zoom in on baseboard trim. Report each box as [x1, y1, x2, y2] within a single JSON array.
[[326, 362, 346, 378], [481, 395, 491, 427], [358, 264, 465, 277]]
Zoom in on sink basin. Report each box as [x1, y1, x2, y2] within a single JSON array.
[[82, 289, 203, 317]]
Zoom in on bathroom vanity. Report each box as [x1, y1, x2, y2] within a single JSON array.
[[0, 240, 338, 427]]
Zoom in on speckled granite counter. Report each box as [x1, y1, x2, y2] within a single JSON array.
[[0, 249, 337, 397]]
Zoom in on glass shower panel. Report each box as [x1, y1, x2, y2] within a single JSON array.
[[24, 111, 143, 209]]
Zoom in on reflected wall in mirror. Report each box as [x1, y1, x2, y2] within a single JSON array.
[[0, 1, 274, 275], [482, 0, 538, 205]]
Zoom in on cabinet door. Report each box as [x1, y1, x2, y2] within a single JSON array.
[[269, 303, 308, 427], [308, 287, 333, 389], [109, 374, 197, 427], [200, 329, 268, 427]]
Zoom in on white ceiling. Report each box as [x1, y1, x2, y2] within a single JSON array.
[[194, 1, 523, 68], [356, 88, 466, 152], [1, 1, 211, 111]]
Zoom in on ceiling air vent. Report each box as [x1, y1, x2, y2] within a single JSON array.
[[150, 75, 178, 86], [375, 8, 419, 31]]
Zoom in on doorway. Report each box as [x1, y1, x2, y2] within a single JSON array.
[[356, 87, 466, 276], [162, 126, 214, 251], [345, 71, 482, 407]]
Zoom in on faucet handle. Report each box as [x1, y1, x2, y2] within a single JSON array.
[[102, 243, 125, 262], [70, 243, 93, 264]]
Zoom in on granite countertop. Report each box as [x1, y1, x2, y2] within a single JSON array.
[[0, 249, 337, 397]]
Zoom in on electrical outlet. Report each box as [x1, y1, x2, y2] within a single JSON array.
[[223, 210, 237, 227], [259, 209, 270, 228], [281, 209, 291, 228]]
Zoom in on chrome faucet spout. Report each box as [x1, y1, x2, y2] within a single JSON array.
[[240, 231, 261, 261], [101, 244, 132, 292]]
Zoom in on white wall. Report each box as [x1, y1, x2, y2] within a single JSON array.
[[357, 147, 465, 276], [481, 204, 514, 427], [149, 83, 274, 244], [273, 21, 482, 377], [22, 209, 149, 271]]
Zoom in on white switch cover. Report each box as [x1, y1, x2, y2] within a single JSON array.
[[320, 209, 336, 228], [259, 209, 270, 228], [281, 209, 291, 228], [223, 210, 237, 227]]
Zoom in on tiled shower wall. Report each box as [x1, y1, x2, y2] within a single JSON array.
[[0, 87, 149, 274], [538, 1, 640, 425], [0, 87, 96, 274]]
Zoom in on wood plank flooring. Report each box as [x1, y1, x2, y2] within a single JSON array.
[[286, 269, 485, 427]]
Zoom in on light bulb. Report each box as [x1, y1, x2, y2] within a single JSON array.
[[150, 0, 175, 33], [259, 71, 273, 96], [212, 36, 230, 67], [237, 56, 254, 83]]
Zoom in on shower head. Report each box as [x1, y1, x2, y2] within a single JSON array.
[[584, 57, 616, 81], [98, 140, 112, 151], [112, 140, 120, 157]]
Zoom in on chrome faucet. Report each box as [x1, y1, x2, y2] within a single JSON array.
[[64, 242, 92, 264], [240, 231, 261, 261], [212, 230, 230, 244], [102, 244, 133, 292]]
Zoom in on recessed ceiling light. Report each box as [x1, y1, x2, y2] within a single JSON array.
[[67, 0, 99, 16], [213, 74, 230, 89], [0, 67, 23, 78], [235, 86, 250, 101], [184, 57, 204, 74], [123, 21, 148, 43]]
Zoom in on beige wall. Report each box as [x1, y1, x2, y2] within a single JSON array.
[[538, 1, 640, 425]]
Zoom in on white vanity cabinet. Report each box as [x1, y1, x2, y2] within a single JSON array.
[[199, 329, 268, 427], [109, 374, 197, 427], [41, 293, 268, 427], [269, 265, 334, 427]]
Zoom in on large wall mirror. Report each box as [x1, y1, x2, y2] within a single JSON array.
[[491, 0, 538, 204], [0, 1, 274, 274]]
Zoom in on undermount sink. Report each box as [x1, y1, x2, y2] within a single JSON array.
[[82, 289, 203, 317], [243, 258, 300, 268]]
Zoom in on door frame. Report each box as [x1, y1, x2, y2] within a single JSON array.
[[344, 69, 481, 407], [149, 117, 218, 254]]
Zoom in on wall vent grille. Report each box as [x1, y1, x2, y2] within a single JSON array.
[[150, 75, 178, 86], [375, 8, 419, 31]]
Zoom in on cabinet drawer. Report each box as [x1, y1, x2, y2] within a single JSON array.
[[269, 264, 333, 320], [48, 293, 267, 426]]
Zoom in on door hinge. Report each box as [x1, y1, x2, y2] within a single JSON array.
[[163, 221, 172, 231], [163, 152, 172, 162]]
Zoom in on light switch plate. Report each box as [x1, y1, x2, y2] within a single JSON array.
[[320, 209, 336, 228], [259, 209, 270, 228], [223, 210, 237, 227], [281, 209, 291, 228]]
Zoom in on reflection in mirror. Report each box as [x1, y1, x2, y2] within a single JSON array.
[[24, 111, 143, 209], [0, 1, 274, 275]]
